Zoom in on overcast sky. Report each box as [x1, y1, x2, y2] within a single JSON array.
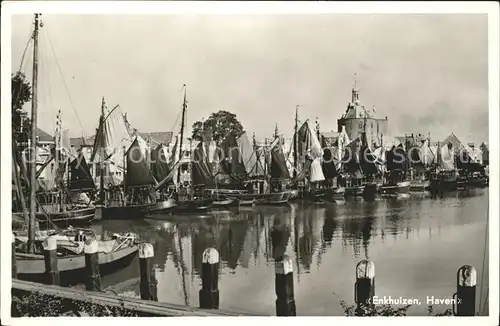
[[11, 14, 488, 144]]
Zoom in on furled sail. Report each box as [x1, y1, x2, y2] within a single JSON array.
[[236, 131, 257, 174], [319, 134, 338, 180], [125, 137, 156, 187], [341, 137, 362, 175], [295, 120, 325, 182], [270, 138, 290, 180], [69, 152, 95, 191], [91, 105, 133, 186], [191, 140, 215, 187], [439, 143, 455, 171], [219, 132, 247, 181], [418, 139, 435, 167], [150, 143, 171, 184], [359, 132, 379, 176], [385, 144, 410, 179]]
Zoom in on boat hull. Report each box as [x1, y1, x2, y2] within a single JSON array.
[[99, 203, 156, 220], [16, 245, 138, 286], [254, 191, 292, 205], [13, 207, 95, 228], [380, 181, 411, 196], [174, 198, 213, 213], [146, 199, 177, 215], [409, 180, 430, 192], [212, 198, 236, 208]]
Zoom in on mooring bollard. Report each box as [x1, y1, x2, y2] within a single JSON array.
[[275, 255, 296, 316], [355, 260, 375, 316], [84, 238, 101, 291], [12, 234, 17, 279], [43, 235, 60, 285], [199, 247, 219, 309], [139, 243, 158, 301], [453, 265, 477, 316]]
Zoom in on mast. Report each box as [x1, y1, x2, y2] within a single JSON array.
[[28, 13, 41, 253], [99, 97, 106, 204], [123, 145, 127, 205], [177, 84, 187, 185], [293, 106, 298, 179]]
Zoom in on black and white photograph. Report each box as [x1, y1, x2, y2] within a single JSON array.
[[1, 1, 498, 323]]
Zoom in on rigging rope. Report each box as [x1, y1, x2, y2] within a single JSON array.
[[43, 27, 86, 138]]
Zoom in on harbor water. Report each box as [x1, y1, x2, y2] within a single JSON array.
[[89, 189, 489, 316]]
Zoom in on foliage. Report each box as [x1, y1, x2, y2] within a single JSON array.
[[12, 291, 141, 317], [11, 72, 32, 141], [191, 110, 244, 144], [339, 300, 453, 317]]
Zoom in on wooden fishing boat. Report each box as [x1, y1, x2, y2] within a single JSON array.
[[14, 229, 139, 286], [254, 190, 292, 205], [409, 180, 430, 192], [146, 198, 177, 215], [226, 194, 256, 206], [212, 197, 236, 208], [380, 180, 411, 196], [98, 202, 156, 220], [13, 206, 95, 227], [174, 198, 214, 213]]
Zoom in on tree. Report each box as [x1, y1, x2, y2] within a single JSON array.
[[191, 110, 244, 144], [12, 72, 32, 142]]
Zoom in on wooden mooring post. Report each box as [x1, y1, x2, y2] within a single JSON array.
[[275, 255, 296, 316], [355, 260, 375, 316], [84, 238, 102, 291], [199, 248, 219, 309], [139, 243, 158, 301], [43, 235, 60, 285], [12, 233, 17, 279], [453, 265, 477, 316]]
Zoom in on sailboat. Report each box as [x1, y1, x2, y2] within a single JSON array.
[[255, 133, 293, 205], [169, 85, 214, 213], [339, 131, 380, 200], [92, 99, 165, 219], [407, 136, 433, 192], [380, 142, 411, 196], [11, 26, 95, 229], [13, 14, 139, 283]]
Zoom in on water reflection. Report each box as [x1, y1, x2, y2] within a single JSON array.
[[92, 188, 489, 315]]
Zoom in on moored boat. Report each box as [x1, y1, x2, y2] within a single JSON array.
[[13, 206, 95, 228], [146, 198, 177, 215], [322, 187, 346, 202], [174, 198, 214, 213], [15, 232, 139, 286]]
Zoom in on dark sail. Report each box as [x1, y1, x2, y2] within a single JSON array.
[[191, 141, 215, 187], [126, 138, 156, 187], [359, 132, 378, 176], [342, 137, 362, 175], [456, 150, 485, 174], [219, 133, 247, 181], [320, 135, 338, 179], [69, 153, 95, 191], [270, 140, 290, 180], [150, 144, 171, 184], [386, 144, 410, 177]]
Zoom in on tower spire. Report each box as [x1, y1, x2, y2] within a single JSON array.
[[352, 72, 360, 103]]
